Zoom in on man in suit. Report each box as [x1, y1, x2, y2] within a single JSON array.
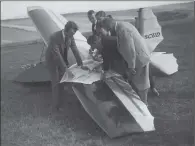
[[45, 21, 88, 112], [95, 18, 160, 97], [97, 18, 151, 105], [87, 10, 97, 34], [87, 11, 108, 58], [87, 10, 99, 55]]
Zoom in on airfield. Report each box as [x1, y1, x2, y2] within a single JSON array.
[[1, 2, 194, 146]]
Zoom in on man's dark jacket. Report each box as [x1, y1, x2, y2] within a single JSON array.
[[45, 30, 83, 70]]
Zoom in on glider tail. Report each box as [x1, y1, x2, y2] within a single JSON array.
[[136, 8, 164, 52]]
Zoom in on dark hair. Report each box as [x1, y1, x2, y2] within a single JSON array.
[[88, 10, 95, 16], [87, 35, 99, 45], [95, 11, 106, 18], [107, 15, 113, 19], [97, 17, 114, 31], [64, 21, 79, 32]]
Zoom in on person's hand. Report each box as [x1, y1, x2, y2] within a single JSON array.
[[126, 68, 136, 80], [128, 68, 136, 75], [93, 56, 102, 62], [64, 69, 74, 79], [92, 49, 98, 57], [91, 63, 102, 72], [89, 48, 93, 55]]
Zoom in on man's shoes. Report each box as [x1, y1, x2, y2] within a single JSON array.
[[151, 88, 160, 96]]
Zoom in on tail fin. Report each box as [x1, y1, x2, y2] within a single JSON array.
[[136, 8, 164, 52]]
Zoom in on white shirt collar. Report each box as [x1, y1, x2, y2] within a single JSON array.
[[114, 21, 118, 32], [62, 29, 65, 42], [94, 20, 97, 25]]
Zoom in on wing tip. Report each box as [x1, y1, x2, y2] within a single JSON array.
[[27, 6, 44, 12]]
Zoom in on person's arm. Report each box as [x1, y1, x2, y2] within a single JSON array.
[[87, 36, 95, 54], [100, 38, 110, 71], [101, 47, 110, 71], [50, 36, 67, 70], [101, 36, 119, 71], [70, 37, 83, 66], [118, 30, 136, 69]]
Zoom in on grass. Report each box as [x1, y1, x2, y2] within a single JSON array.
[[1, 4, 194, 146]]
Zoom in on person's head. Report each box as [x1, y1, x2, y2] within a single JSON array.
[[95, 11, 106, 21], [87, 35, 100, 50], [87, 10, 96, 24], [64, 21, 79, 37], [107, 15, 113, 19], [96, 17, 115, 37], [87, 35, 95, 45]]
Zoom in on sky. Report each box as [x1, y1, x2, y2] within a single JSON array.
[[1, 1, 188, 20]]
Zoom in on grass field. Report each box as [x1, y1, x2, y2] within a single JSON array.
[[1, 2, 194, 146]]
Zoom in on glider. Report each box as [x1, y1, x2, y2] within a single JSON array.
[[14, 6, 178, 138]]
